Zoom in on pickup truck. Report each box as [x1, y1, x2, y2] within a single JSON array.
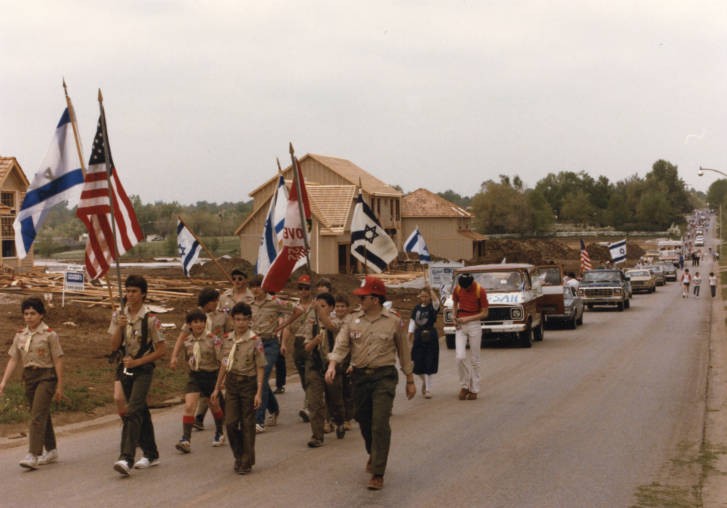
[[577, 269, 632, 311], [442, 264, 545, 349]]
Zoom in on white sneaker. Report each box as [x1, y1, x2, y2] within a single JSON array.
[[38, 449, 58, 465], [113, 459, 131, 476], [266, 411, 279, 427], [255, 424, 265, 434], [133, 456, 160, 469], [212, 431, 225, 447], [19, 453, 38, 470]]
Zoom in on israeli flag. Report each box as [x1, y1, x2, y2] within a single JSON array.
[[350, 193, 398, 273], [177, 220, 201, 277], [404, 227, 431, 264], [609, 239, 627, 264], [256, 175, 287, 275], [14, 108, 84, 258]]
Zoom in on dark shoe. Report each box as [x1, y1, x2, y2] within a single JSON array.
[[367, 475, 384, 490], [458, 388, 469, 400], [298, 408, 310, 423], [307, 438, 323, 448], [234, 459, 242, 474], [240, 466, 252, 475], [336, 425, 345, 439], [193, 416, 205, 431], [273, 387, 285, 394], [466, 392, 478, 400], [366, 457, 372, 473]]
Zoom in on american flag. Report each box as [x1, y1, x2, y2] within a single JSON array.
[[580, 239, 592, 273], [76, 114, 142, 280]]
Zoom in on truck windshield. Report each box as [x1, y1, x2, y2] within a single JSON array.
[[582, 271, 620, 282], [474, 271, 525, 291]]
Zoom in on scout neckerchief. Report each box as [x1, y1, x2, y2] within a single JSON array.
[[23, 322, 47, 353], [191, 334, 203, 370], [226, 330, 251, 370]]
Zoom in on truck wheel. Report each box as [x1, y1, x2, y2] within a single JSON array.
[[518, 327, 533, 348], [568, 314, 577, 329], [445, 334, 455, 350], [587, 304, 594, 311], [617, 301, 624, 311]]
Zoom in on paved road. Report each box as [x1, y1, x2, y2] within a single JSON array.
[[0, 274, 713, 507]]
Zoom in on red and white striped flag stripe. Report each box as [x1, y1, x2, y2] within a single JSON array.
[[580, 239, 592, 273], [76, 115, 142, 280]]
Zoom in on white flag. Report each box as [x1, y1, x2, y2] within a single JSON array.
[[350, 193, 397, 273], [177, 220, 201, 277], [256, 174, 287, 275], [404, 227, 431, 264], [14, 108, 84, 258], [609, 239, 627, 264]]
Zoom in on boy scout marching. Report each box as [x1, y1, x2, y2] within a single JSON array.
[[0, 271, 433, 492]]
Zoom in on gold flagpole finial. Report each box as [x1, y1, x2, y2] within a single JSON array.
[[98, 88, 104, 102]]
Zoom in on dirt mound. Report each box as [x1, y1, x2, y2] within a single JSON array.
[[474, 238, 579, 265], [189, 256, 255, 280]]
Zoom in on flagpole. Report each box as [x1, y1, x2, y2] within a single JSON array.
[[289, 143, 312, 273], [178, 215, 234, 284], [356, 181, 368, 275], [62, 79, 87, 177], [97, 89, 124, 302]]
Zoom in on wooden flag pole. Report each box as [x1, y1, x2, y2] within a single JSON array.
[[177, 215, 234, 284], [97, 89, 124, 303], [62, 79, 87, 177]]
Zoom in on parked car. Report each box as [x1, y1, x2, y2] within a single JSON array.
[[695, 235, 705, 247], [644, 265, 666, 286], [544, 285, 584, 329], [625, 269, 656, 293], [577, 269, 632, 311], [442, 264, 545, 349]]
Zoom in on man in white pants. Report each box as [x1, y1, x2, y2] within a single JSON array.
[[452, 273, 489, 400]]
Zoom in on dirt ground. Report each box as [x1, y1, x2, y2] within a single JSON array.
[[0, 237, 651, 437]]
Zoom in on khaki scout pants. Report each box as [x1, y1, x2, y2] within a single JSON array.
[[225, 373, 257, 468], [119, 365, 159, 464], [306, 362, 344, 441], [23, 367, 57, 456], [352, 366, 398, 476]]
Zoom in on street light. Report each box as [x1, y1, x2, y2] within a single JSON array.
[[698, 166, 727, 178]]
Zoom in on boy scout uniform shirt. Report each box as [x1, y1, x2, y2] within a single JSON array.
[[288, 302, 316, 340], [218, 288, 254, 313], [328, 309, 413, 376], [108, 304, 165, 357], [251, 295, 298, 337], [184, 332, 222, 372], [221, 330, 266, 376], [8, 322, 64, 368]]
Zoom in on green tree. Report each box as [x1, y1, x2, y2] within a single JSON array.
[[706, 180, 727, 209]]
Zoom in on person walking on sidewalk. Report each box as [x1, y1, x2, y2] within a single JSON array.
[[681, 269, 692, 298], [109, 275, 166, 476], [0, 297, 64, 470], [409, 285, 440, 399], [693, 271, 702, 297], [709, 272, 718, 298], [325, 276, 416, 491], [452, 273, 489, 400]]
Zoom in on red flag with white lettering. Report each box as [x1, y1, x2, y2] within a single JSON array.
[[261, 163, 309, 293]]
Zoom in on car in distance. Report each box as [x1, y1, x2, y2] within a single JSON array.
[[659, 262, 678, 282], [544, 285, 584, 329], [442, 264, 545, 349], [644, 265, 666, 286], [577, 269, 632, 311], [625, 268, 656, 293]]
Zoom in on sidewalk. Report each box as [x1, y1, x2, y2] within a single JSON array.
[[702, 268, 727, 507]]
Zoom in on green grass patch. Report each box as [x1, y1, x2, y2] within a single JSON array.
[[632, 482, 696, 507]]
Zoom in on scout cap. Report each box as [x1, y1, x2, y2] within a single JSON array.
[[297, 274, 311, 286], [458, 273, 474, 289], [353, 275, 387, 298]]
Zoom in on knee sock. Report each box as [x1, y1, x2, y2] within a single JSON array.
[[183, 416, 194, 440], [213, 410, 224, 433]]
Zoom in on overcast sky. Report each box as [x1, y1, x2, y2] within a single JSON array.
[[2, 1, 726, 204]]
